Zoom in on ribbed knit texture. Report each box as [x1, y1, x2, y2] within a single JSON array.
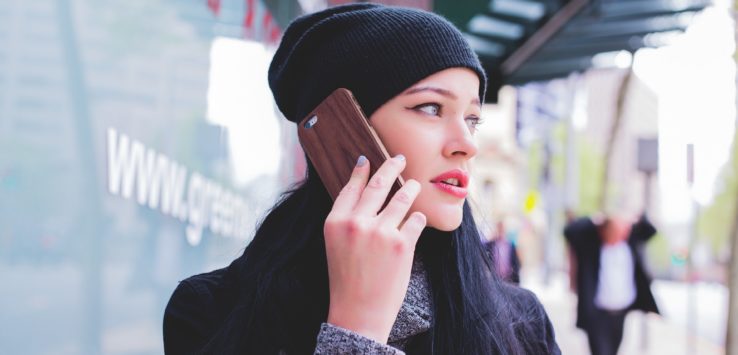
[[268, 3, 487, 123], [314, 256, 432, 354]]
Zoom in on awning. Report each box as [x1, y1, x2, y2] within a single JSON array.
[[435, 0, 713, 102]]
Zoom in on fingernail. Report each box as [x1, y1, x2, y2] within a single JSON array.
[[395, 154, 405, 161], [356, 155, 367, 167]]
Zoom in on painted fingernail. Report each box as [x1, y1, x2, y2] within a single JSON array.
[[395, 154, 405, 161], [356, 155, 367, 167]]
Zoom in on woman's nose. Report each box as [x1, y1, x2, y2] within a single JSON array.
[[442, 117, 478, 159]]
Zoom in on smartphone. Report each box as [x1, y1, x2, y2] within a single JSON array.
[[297, 88, 404, 201]]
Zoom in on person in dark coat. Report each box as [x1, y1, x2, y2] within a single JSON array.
[[564, 212, 660, 355]]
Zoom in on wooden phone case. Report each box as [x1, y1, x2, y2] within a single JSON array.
[[297, 88, 404, 201]]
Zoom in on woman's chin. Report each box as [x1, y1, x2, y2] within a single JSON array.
[[425, 214, 463, 232]]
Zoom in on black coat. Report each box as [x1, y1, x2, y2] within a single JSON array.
[[163, 258, 562, 354], [564, 215, 660, 331]]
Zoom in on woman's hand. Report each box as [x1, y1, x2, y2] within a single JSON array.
[[324, 155, 427, 344]]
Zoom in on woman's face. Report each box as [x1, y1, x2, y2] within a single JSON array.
[[369, 67, 481, 231]]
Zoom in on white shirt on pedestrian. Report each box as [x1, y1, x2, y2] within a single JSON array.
[[594, 241, 636, 311]]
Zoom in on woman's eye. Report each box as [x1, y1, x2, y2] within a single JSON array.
[[413, 103, 441, 116], [466, 116, 484, 132]]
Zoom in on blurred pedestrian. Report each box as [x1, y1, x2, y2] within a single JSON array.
[[564, 212, 660, 355], [484, 220, 521, 284]]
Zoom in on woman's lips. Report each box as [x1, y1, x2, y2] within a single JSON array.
[[431, 181, 468, 198], [430, 169, 469, 198]]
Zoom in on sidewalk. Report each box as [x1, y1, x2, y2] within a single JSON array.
[[523, 271, 725, 355]]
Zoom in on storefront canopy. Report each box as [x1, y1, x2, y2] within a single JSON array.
[[435, 0, 713, 102]]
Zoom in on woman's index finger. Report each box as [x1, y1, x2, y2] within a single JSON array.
[[331, 155, 370, 213]]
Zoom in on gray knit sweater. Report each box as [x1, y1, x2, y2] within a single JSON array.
[[314, 257, 432, 354]]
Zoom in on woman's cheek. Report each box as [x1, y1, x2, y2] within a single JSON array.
[[408, 190, 462, 231]]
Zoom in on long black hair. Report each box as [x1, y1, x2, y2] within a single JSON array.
[[201, 161, 548, 354]]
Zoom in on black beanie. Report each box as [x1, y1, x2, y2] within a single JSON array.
[[268, 3, 487, 123]]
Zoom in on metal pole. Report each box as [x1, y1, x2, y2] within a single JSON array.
[[636, 137, 659, 351], [687, 200, 699, 355], [686, 143, 697, 355], [641, 171, 653, 351]]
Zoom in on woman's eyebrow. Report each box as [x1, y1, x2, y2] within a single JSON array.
[[403, 86, 481, 107]]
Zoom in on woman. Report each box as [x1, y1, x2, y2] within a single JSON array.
[[163, 3, 560, 354]]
